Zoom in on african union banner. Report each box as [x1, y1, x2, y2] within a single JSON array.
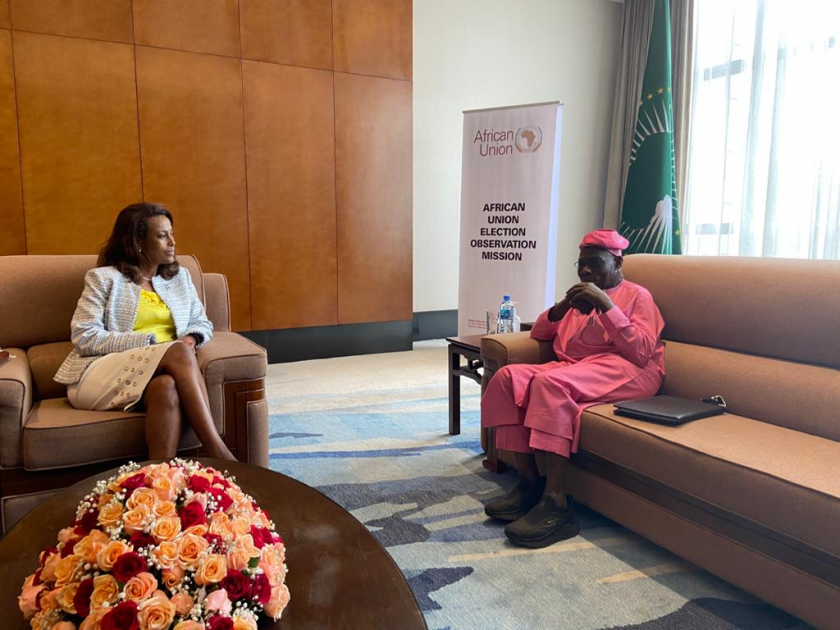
[[458, 102, 563, 335]]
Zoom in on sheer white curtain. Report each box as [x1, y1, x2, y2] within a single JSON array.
[[684, 0, 840, 258]]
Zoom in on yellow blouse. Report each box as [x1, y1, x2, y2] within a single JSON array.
[[133, 289, 176, 342]]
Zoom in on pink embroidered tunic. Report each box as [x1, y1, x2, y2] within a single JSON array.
[[481, 280, 665, 457]]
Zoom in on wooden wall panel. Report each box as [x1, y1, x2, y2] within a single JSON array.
[[0, 2, 9, 29], [14, 32, 142, 254], [239, 0, 332, 70], [136, 47, 251, 331], [335, 73, 411, 323], [133, 0, 240, 58], [243, 61, 337, 330], [0, 30, 25, 256], [333, 0, 411, 80], [10, 0, 133, 43]]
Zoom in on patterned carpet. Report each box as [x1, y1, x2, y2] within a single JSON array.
[[265, 341, 809, 630]]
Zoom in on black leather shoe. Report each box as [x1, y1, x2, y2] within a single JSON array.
[[504, 495, 579, 548], [484, 479, 546, 522]]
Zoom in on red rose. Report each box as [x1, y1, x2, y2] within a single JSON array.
[[220, 569, 250, 601], [188, 475, 211, 493], [121, 473, 146, 491], [250, 573, 271, 605], [39, 547, 57, 566], [208, 487, 233, 513], [129, 533, 156, 549], [76, 507, 100, 533], [73, 577, 94, 617], [213, 475, 231, 489], [60, 539, 79, 557], [180, 501, 207, 529], [101, 601, 139, 630], [112, 552, 147, 583], [249, 525, 266, 549], [207, 616, 233, 630], [32, 569, 42, 586]]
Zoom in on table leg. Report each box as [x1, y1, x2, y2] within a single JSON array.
[[448, 344, 461, 435], [481, 427, 506, 473]]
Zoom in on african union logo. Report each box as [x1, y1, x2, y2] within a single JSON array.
[[515, 126, 543, 153]]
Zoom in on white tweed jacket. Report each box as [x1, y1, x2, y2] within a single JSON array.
[[54, 265, 213, 385]]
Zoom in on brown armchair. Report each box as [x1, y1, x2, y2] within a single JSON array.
[[0, 255, 268, 533]]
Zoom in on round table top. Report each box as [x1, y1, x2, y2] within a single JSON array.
[[0, 459, 426, 630]]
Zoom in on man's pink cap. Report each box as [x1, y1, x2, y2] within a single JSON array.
[[579, 229, 630, 257]]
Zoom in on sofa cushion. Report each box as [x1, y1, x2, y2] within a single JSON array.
[[27, 342, 73, 401], [660, 341, 840, 442], [23, 399, 206, 470], [579, 404, 840, 558], [622, 255, 840, 370]]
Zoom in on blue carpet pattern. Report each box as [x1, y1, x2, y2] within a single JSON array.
[[268, 375, 808, 630]]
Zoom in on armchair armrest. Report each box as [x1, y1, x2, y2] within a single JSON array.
[[0, 349, 32, 469], [480, 333, 556, 392], [196, 332, 268, 467], [203, 273, 231, 332]]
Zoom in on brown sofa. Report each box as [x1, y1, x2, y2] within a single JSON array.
[[480, 254, 840, 629], [0, 255, 269, 533]]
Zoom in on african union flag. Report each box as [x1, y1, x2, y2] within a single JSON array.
[[619, 0, 682, 255]]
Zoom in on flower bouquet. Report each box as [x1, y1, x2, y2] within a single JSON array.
[[18, 459, 290, 630]]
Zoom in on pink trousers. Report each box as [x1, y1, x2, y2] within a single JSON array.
[[481, 354, 661, 458]]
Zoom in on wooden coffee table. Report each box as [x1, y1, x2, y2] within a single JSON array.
[[0, 458, 426, 629]]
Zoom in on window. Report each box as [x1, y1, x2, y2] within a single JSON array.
[[684, 0, 840, 258]]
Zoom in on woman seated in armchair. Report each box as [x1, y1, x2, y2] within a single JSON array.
[[54, 202, 236, 461], [481, 229, 664, 548]]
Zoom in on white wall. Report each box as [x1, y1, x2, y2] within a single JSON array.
[[413, 0, 623, 312]]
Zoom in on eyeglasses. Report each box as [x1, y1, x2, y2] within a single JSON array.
[[573, 257, 611, 270]]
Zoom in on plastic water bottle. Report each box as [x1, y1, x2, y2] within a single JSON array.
[[497, 295, 516, 333]]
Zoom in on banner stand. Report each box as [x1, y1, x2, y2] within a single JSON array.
[[458, 102, 563, 335]]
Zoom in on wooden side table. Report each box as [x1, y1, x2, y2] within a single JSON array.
[[445, 335, 485, 435]]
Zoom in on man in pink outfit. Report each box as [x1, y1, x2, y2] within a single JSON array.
[[481, 229, 665, 548]]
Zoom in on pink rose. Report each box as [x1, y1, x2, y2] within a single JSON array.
[[18, 580, 45, 620], [170, 592, 194, 616], [203, 588, 232, 616]]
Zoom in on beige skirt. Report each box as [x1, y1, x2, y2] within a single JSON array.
[[67, 342, 176, 411]]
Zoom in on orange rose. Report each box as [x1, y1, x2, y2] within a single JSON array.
[[97, 500, 124, 530], [152, 541, 179, 570], [41, 552, 61, 583], [182, 524, 208, 537], [226, 546, 252, 571], [107, 471, 136, 493], [194, 554, 227, 586], [167, 467, 186, 494], [177, 533, 209, 570], [143, 463, 170, 480], [96, 540, 130, 571], [173, 621, 204, 630], [124, 572, 158, 602], [152, 501, 177, 519], [51, 621, 77, 630], [89, 575, 119, 610], [40, 588, 60, 613], [161, 566, 185, 592], [122, 504, 150, 535], [54, 554, 83, 588], [126, 487, 159, 510], [231, 517, 251, 537], [232, 616, 258, 630], [73, 530, 110, 564], [57, 582, 80, 614], [79, 609, 105, 630], [137, 592, 176, 630], [169, 591, 193, 616], [151, 476, 175, 502], [151, 516, 181, 543], [264, 584, 291, 620]]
